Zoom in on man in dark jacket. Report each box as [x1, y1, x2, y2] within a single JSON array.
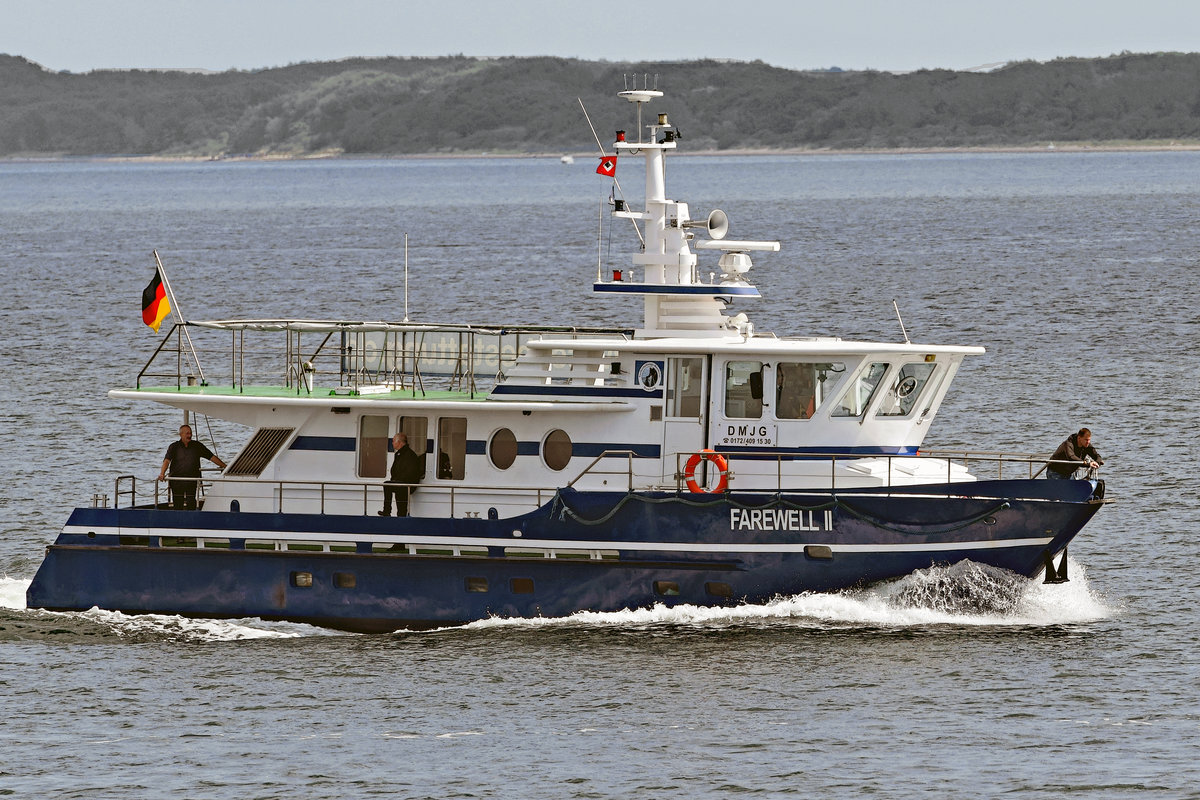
[[1047, 427, 1103, 479], [379, 432, 423, 516], [158, 424, 227, 509]]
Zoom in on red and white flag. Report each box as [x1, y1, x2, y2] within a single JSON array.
[[596, 155, 617, 177]]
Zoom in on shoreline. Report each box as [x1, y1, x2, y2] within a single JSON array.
[[6, 140, 1200, 163]]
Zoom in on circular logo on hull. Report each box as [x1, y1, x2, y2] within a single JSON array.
[[637, 362, 662, 391]]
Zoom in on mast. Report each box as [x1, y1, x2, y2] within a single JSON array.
[[594, 87, 780, 339]]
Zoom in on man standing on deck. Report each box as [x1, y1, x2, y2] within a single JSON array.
[[1047, 427, 1103, 479], [158, 424, 226, 509], [379, 431, 422, 517]]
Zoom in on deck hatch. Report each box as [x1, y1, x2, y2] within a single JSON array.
[[226, 427, 295, 476]]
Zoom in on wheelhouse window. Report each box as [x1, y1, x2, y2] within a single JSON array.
[[876, 362, 938, 418], [776, 362, 847, 420], [358, 415, 389, 478], [400, 416, 428, 478], [543, 429, 572, 471], [831, 362, 890, 418], [437, 417, 466, 480], [724, 361, 763, 419], [666, 357, 704, 418]]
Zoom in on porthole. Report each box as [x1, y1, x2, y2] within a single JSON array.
[[333, 572, 356, 589], [705, 581, 733, 598], [291, 571, 313, 588], [510, 577, 535, 594], [465, 576, 489, 593], [489, 428, 518, 470], [543, 429, 572, 471], [653, 580, 680, 596]]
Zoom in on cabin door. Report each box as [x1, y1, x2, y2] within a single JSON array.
[[661, 357, 708, 484]]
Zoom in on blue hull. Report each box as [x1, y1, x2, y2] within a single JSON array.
[[27, 480, 1104, 632]]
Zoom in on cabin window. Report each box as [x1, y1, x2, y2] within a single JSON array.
[[667, 357, 705, 418], [400, 416, 429, 478], [724, 361, 763, 419], [876, 363, 938, 418], [831, 362, 890, 418], [358, 415, 390, 478], [510, 577, 535, 594], [776, 362, 847, 420], [489, 428, 518, 470], [465, 576, 489, 592], [543, 429, 572, 471], [437, 417, 466, 480]]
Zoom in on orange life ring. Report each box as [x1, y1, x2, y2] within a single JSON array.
[[684, 449, 729, 493]]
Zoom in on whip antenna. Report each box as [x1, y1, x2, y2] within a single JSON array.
[[892, 299, 911, 344], [578, 97, 606, 155], [577, 97, 643, 247]]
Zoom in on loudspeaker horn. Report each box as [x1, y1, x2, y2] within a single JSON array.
[[682, 208, 730, 239], [706, 208, 729, 240]]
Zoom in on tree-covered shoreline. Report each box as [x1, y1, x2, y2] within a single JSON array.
[[4, 52, 1200, 157]]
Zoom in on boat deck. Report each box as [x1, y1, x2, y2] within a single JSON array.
[[119, 384, 486, 401]]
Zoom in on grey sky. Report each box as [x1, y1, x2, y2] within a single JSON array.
[[3, 0, 1195, 74]]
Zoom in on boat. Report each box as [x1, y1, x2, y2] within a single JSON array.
[[27, 85, 1108, 632]]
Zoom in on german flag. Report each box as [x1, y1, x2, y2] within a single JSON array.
[[141, 268, 171, 332]]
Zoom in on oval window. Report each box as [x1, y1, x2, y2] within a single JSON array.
[[489, 428, 518, 470], [542, 429, 572, 471]]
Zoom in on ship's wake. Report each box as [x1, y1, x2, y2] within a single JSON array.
[[2, 558, 1115, 642], [0, 575, 334, 642], [462, 558, 1115, 632]]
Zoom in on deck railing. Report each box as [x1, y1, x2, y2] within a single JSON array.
[[116, 474, 560, 516], [135, 320, 634, 396], [112, 450, 1101, 515], [656, 449, 1098, 495]]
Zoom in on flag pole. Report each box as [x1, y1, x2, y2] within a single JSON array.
[[153, 250, 207, 386]]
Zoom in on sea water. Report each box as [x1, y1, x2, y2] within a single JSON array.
[[1, 151, 1198, 798]]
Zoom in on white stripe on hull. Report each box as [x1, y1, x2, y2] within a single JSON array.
[[62, 525, 1054, 555]]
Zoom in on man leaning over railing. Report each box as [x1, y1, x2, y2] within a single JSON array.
[[1046, 427, 1103, 480]]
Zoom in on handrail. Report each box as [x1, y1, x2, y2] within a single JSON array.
[[134, 319, 634, 394], [568, 448, 1102, 495], [566, 450, 636, 490], [112, 449, 1104, 515], [118, 473, 561, 515]]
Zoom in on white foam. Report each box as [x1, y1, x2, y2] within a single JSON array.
[[0, 576, 30, 610], [461, 557, 1115, 631], [4, 574, 334, 640], [6, 558, 1115, 638], [8, 571, 341, 639], [76, 608, 337, 641]]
